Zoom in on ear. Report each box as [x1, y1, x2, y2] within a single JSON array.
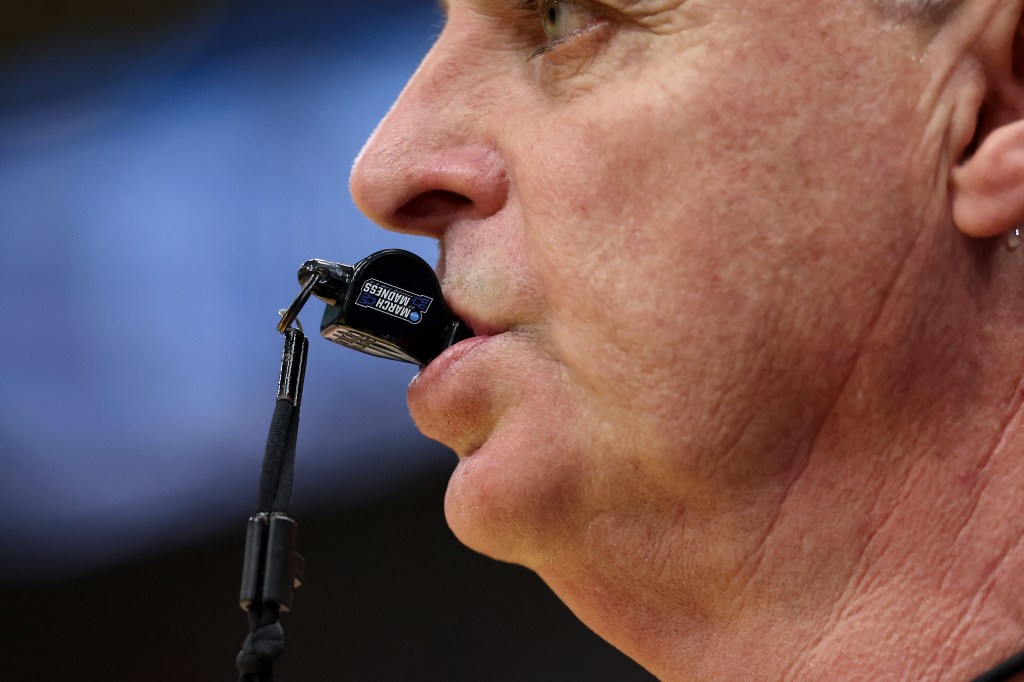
[[950, 2, 1024, 238], [952, 122, 1024, 237]]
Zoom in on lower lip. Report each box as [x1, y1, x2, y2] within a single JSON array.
[[417, 334, 492, 385], [408, 333, 503, 456]]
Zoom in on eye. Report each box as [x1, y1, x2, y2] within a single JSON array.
[[517, 0, 602, 58], [539, 0, 595, 43]]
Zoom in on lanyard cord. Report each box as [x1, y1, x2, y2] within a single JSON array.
[[236, 327, 308, 682]]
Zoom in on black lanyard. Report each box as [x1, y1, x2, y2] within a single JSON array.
[[235, 327, 307, 682]]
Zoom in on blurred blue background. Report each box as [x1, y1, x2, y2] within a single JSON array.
[[0, 0, 448, 581], [0, 4, 655, 679]]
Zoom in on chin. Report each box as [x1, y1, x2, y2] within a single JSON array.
[[440, 418, 590, 570], [413, 334, 600, 566]]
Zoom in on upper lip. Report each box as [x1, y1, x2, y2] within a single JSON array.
[[444, 293, 507, 339]]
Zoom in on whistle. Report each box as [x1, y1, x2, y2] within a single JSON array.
[[279, 249, 471, 367]]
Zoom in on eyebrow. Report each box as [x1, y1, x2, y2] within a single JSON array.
[[436, 0, 450, 16]]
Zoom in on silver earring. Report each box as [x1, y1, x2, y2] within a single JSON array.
[[1006, 226, 1023, 252]]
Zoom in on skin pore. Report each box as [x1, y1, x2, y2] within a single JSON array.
[[351, 0, 1024, 679]]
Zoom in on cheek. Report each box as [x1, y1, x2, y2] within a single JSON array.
[[509, 29, 927, 484], [516, 76, 761, 389]]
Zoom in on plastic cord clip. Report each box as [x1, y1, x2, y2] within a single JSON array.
[[240, 512, 304, 613]]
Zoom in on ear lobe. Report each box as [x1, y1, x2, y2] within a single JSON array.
[[952, 119, 1024, 238]]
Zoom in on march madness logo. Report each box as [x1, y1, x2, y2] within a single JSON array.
[[355, 279, 433, 324]]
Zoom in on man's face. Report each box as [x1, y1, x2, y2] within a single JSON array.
[[352, 0, 932, 576]]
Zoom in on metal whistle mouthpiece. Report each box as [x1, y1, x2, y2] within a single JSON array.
[[280, 249, 471, 367]]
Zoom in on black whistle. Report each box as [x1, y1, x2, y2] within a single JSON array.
[[284, 249, 471, 367]]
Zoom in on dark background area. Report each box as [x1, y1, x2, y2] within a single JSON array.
[[0, 1, 655, 679], [1, 471, 652, 680]]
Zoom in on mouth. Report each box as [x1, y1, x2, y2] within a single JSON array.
[[408, 288, 526, 458], [455, 316, 503, 342], [443, 294, 510, 343], [415, 294, 508, 379]]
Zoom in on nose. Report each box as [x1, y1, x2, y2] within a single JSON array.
[[349, 32, 509, 238]]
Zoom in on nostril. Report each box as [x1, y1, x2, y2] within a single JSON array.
[[396, 190, 474, 223]]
